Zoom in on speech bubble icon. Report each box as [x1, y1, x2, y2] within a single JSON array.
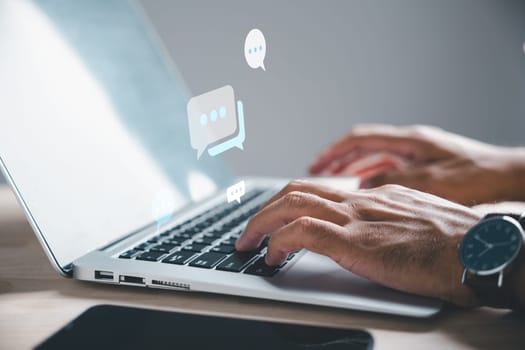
[[227, 180, 246, 204], [244, 29, 266, 71], [187, 85, 245, 159], [151, 189, 176, 233]]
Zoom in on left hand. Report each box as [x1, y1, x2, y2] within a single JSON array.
[[236, 180, 482, 306], [308, 124, 525, 205]]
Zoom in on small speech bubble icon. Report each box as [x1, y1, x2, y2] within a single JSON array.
[[187, 85, 246, 159], [151, 189, 176, 233], [244, 29, 266, 71], [227, 180, 246, 204]]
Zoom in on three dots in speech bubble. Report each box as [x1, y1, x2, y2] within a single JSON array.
[[244, 29, 266, 71]]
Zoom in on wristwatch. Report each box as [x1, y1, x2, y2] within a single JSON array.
[[459, 213, 525, 308]]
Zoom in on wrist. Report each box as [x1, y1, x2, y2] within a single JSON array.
[[493, 146, 525, 202]]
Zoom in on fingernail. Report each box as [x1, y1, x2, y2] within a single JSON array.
[[235, 236, 245, 250], [265, 252, 281, 266]]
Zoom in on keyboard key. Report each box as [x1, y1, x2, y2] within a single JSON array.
[[136, 251, 166, 262], [221, 237, 237, 246], [244, 257, 280, 277], [134, 242, 151, 251], [202, 231, 224, 239], [159, 230, 171, 237], [163, 238, 186, 245], [119, 249, 139, 259], [193, 237, 218, 245], [150, 243, 177, 253], [215, 251, 258, 272], [229, 230, 242, 238], [182, 243, 209, 252], [189, 252, 227, 269], [286, 253, 296, 261], [211, 244, 235, 254], [209, 227, 228, 236], [162, 251, 196, 265], [172, 231, 193, 239]]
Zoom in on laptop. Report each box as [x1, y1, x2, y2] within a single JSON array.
[[0, 0, 441, 317]]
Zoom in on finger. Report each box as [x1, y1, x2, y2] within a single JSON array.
[[260, 179, 348, 211], [361, 166, 431, 191], [264, 217, 350, 266], [336, 152, 408, 177], [321, 150, 365, 175], [309, 124, 433, 175], [236, 192, 349, 251]]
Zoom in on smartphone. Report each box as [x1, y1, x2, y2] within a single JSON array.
[[36, 304, 373, 350]]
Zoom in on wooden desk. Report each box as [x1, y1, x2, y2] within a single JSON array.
[[0, 186, 523, 349]]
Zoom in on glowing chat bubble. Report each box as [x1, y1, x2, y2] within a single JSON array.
[[151, 189, 176, 233], [187, 85, 245, 159], [244, 29, 266, 71], [227, 180, 246, 204]]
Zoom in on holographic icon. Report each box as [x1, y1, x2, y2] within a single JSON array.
[[227, 180, 246, 204], [244, 29, 266, 71], [151, 189, 176, 234], [187, 85, 246, 159]]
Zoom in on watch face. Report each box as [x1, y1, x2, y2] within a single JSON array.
[[460, 217, 523, 274]]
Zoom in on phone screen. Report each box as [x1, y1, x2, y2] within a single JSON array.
[[36, 305, 373, 350]]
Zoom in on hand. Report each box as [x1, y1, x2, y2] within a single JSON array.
[[236, 180, 482, 306], [308, 124, 525, 205]]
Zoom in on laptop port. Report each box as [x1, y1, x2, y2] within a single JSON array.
[[119, 275, 145, 285], [151, 279, 190, 290], [94, 270, 114, 280]]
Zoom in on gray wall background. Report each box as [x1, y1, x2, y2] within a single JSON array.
[[1, 0, 524, 183], [141, 0, 525, 178]]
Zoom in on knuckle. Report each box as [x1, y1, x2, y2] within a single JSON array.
[[349, 124, 366, 133], [408, 124, 441, 139], [293, 216, 317, 233], [283, 191, 307, 207], [349, 123, 377, 136], [284, 180, 307, 193], [375, 183, 404, 193]]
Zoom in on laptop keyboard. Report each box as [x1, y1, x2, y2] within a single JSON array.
[[117, 189, 297, 277]]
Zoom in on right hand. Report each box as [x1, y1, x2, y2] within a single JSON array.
[[236, 180, 482, 307], [309, 124, 525, 205]]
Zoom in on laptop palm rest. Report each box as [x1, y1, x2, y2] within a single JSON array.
[[272, 251, 442, 315]]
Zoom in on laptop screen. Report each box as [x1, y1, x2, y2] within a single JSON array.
[[0, 0, 232, 271]]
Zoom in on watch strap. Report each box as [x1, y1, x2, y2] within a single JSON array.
[[483, 213, 525, 227], [463, 270, 514, 308]]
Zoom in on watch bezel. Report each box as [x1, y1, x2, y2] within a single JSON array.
[[459, 215, 525, 276]]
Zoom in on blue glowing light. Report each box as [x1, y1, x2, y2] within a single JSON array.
[[200, 113, 208, 126], [210, 109, 218, 122]]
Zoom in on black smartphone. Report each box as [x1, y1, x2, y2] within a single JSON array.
[[36, 304, 373, 350]]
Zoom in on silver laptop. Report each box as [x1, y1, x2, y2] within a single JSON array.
[[0, 0, 441, 317]]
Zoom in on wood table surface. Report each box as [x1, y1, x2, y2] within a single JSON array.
[[0, 185, 523, 350]]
